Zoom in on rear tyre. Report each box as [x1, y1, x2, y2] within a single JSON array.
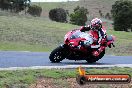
[[98, 50, 105, 59], [49, 46, 66, 63], [86, 56, 99, 63], [86, 50, 105, 63]]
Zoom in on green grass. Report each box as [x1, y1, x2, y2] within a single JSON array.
[[106, 30, 132, 55], [0, 15, 78, 52], [32, 2, 63, 11], [0, 67, 132, 88], [0, 42, 51, 51], [32, 2, 79, 11], [0, 69, 76, 88]]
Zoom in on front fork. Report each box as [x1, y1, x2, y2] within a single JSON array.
[[60, 44, 71, 57]]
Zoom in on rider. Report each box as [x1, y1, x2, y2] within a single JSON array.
[[79, 18, 107, 56]]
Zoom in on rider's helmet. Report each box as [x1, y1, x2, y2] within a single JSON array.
[[90, 18, 102, 31]]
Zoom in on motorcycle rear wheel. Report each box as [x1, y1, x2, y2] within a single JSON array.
[[86, 50, 105, 63]]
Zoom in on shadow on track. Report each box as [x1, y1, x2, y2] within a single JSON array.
[[49, 61, 115, 66]]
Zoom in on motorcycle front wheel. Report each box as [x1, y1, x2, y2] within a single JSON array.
[[49, 46, 67, 63]]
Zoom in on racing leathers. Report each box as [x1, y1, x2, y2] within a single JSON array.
[[79, 26, 107, 56]]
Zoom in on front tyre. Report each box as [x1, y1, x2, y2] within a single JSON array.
[[49, 46, 66, 63]]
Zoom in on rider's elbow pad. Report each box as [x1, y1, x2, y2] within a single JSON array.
[[80, 26, 90, 32]]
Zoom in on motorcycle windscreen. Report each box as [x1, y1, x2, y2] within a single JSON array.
[[70, 31, 94, 45], [79, 32, 94, 44], [70, 31, 81, 39]]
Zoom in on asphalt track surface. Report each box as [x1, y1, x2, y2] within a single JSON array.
[[0, 51, 132, 69]]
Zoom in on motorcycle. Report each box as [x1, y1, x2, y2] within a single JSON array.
[[49, 29, 115, 63]]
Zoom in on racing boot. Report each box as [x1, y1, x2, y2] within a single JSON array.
[[92, 46, 105, 56]]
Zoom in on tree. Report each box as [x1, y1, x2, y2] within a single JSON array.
[[0, 0, 31, 12], [105, 12, 112, 20], [99, 10, 103, 17], [11, 0, 31, 12], [49, 8, 67, 23], [69, 6, 88, 26], [27, 5, 42, 17], [111, 0, 132, 31], [0, 0, 11, 10]]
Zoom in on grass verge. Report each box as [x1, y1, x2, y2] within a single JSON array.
[[0, 67, 132, 88]]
